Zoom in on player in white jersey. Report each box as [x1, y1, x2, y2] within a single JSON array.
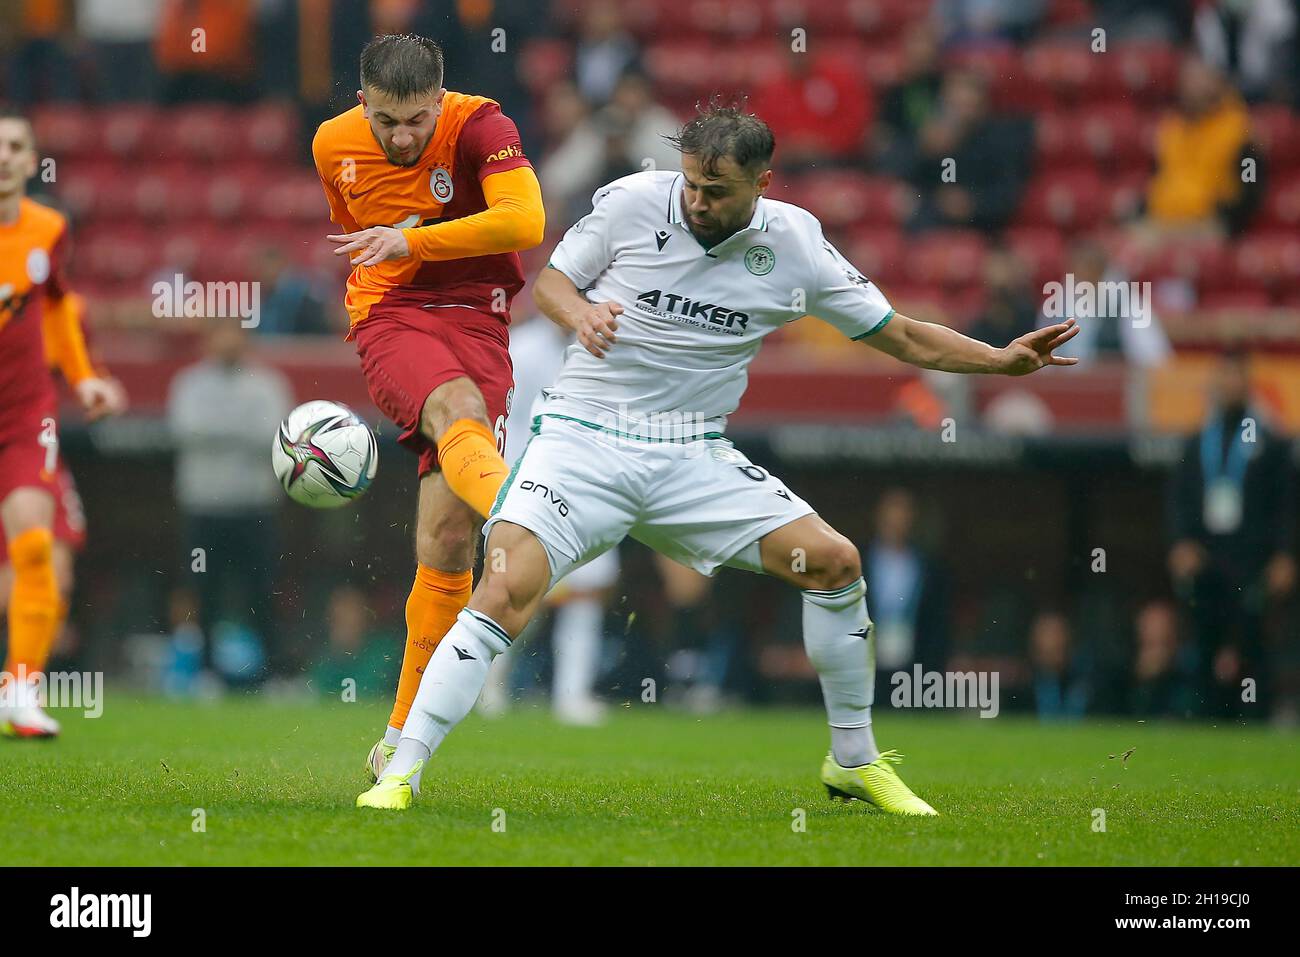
[[359, 104, 1079, 815], [477, 314, 620, 725]]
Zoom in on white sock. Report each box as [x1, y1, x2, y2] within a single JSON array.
[[802, 578, 880, 767], [552, 597, 603, 703], [385, 608, 513, 790], [383, 724, 402, 747]]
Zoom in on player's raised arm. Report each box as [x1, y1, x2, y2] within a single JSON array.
[[398, 166, 544, 263], [865, 312, 1080, 376], [807, 231, 1078, 376]]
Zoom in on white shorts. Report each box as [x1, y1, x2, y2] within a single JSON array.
[[484, 415, 815, 585]]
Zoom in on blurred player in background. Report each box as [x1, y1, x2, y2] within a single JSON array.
[[0, 291, 128, 699], [478, 313, 619, 726], [310, 35, 544, 777], [360, 104, 1079, 814], [0, 110, 119, 738]]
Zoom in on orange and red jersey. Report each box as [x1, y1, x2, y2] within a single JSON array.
[[0, 197, 71, 421], [312, 91, 538, 328]]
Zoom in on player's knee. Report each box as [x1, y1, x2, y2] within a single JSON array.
[[421, 378, 488, 441], [808, 534, 862, 591]]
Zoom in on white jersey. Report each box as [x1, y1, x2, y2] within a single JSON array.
[[543, 170, 895, 440], [505, 315, 572, 464]]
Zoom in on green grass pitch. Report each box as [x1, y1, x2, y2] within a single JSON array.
[[2, 695, 1296, 866]]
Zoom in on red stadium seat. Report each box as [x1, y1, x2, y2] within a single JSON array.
[[169, 105, 237, 163], [1113, 43, 1180, 104], [260, 172, 329, 222], [98, 105, 161, 160], [1023, 42, 1099, 104], [905, 230, 988, 288], [844, 228, 905, 282], [31, 104, 99, 159], [1250, 106, 1300, 171], [782, 172, 906, 229], [75, 224, 156, 286], [1014, 170, 1107, 230], [1005, 227, 1066, 289], [1234, 231, 1300, 288], [1078, 103, 1150, 170], [1198, 289, 1273, 311], [130, 164, 205, 222], [519, 39, 573, 96], [1259, 174, 1300, 229], [243, 101, 300, 162]]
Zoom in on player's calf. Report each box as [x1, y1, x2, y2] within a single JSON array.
[[471, 520, 553, 637]]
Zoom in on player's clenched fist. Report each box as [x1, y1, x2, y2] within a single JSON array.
[[328, 226, 411, 267], [571, 301, 622, 358], [75, 377, 121, 422]]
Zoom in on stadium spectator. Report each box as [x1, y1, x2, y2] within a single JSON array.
[[905, 69, 1033, 232], [874, 22, 944, 177], [1144, 56, 1252, 235], [539, 73, 679, 227], [166, 323, 293, 682], [1036, 239, 1173, 369], [155, 0, 256, 104], [865, 488, 950, 702], [1194, 0, 1297, 104], [537, 80, 603, 224], [1028, 611, 1089, 721], [606, 71, 681, 173], [310, 584, 399, 700], [3, 0, 76, 104], [1129, 600, 1195, 717], [1167, 351, 1297, 718], [967, 248, 1039, 346], [75, 0, 163, 102], [254, 244, 336, 336], [751, 45, 874, 168], [572, 0, 641, 107], [932, 0, 1049, 47]]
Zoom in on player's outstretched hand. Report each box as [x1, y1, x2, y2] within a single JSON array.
[[574, 301, 623, 359], [75, 377, 120, 421], [328, 226, 410, 267], [999, 320, 1080, 375]]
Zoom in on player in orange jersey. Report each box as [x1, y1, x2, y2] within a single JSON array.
[[311, 35, 544, 775], [0, 110, 118, 737], [0, 292, 128, 702]]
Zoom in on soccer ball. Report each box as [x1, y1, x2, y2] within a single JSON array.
[[272, 400, 378, 509]]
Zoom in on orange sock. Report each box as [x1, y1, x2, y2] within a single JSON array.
[[436, 418, 510, 519], [388, 563, 474, 730], [3, 527, 59, 678]]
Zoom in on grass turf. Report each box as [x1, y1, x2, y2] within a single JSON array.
[[1, 695, 1296, 866]]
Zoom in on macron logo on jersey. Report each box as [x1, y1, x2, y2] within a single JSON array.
[[636, 289, 750, 334]]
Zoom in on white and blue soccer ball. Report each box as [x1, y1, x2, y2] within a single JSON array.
[[272, 400, 378, 509]]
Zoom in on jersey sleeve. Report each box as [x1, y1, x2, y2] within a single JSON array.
[[311, 128, 361, 232], [46, 220, 70, 300], [459, 103, 533, 183], [546, 182, 626, 290], [808, 233, 895, 340]]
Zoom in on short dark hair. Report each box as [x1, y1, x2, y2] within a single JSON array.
[[0, 106, 35, 150], [360, 34, 445, 100], [664, 97, 775, 178]]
